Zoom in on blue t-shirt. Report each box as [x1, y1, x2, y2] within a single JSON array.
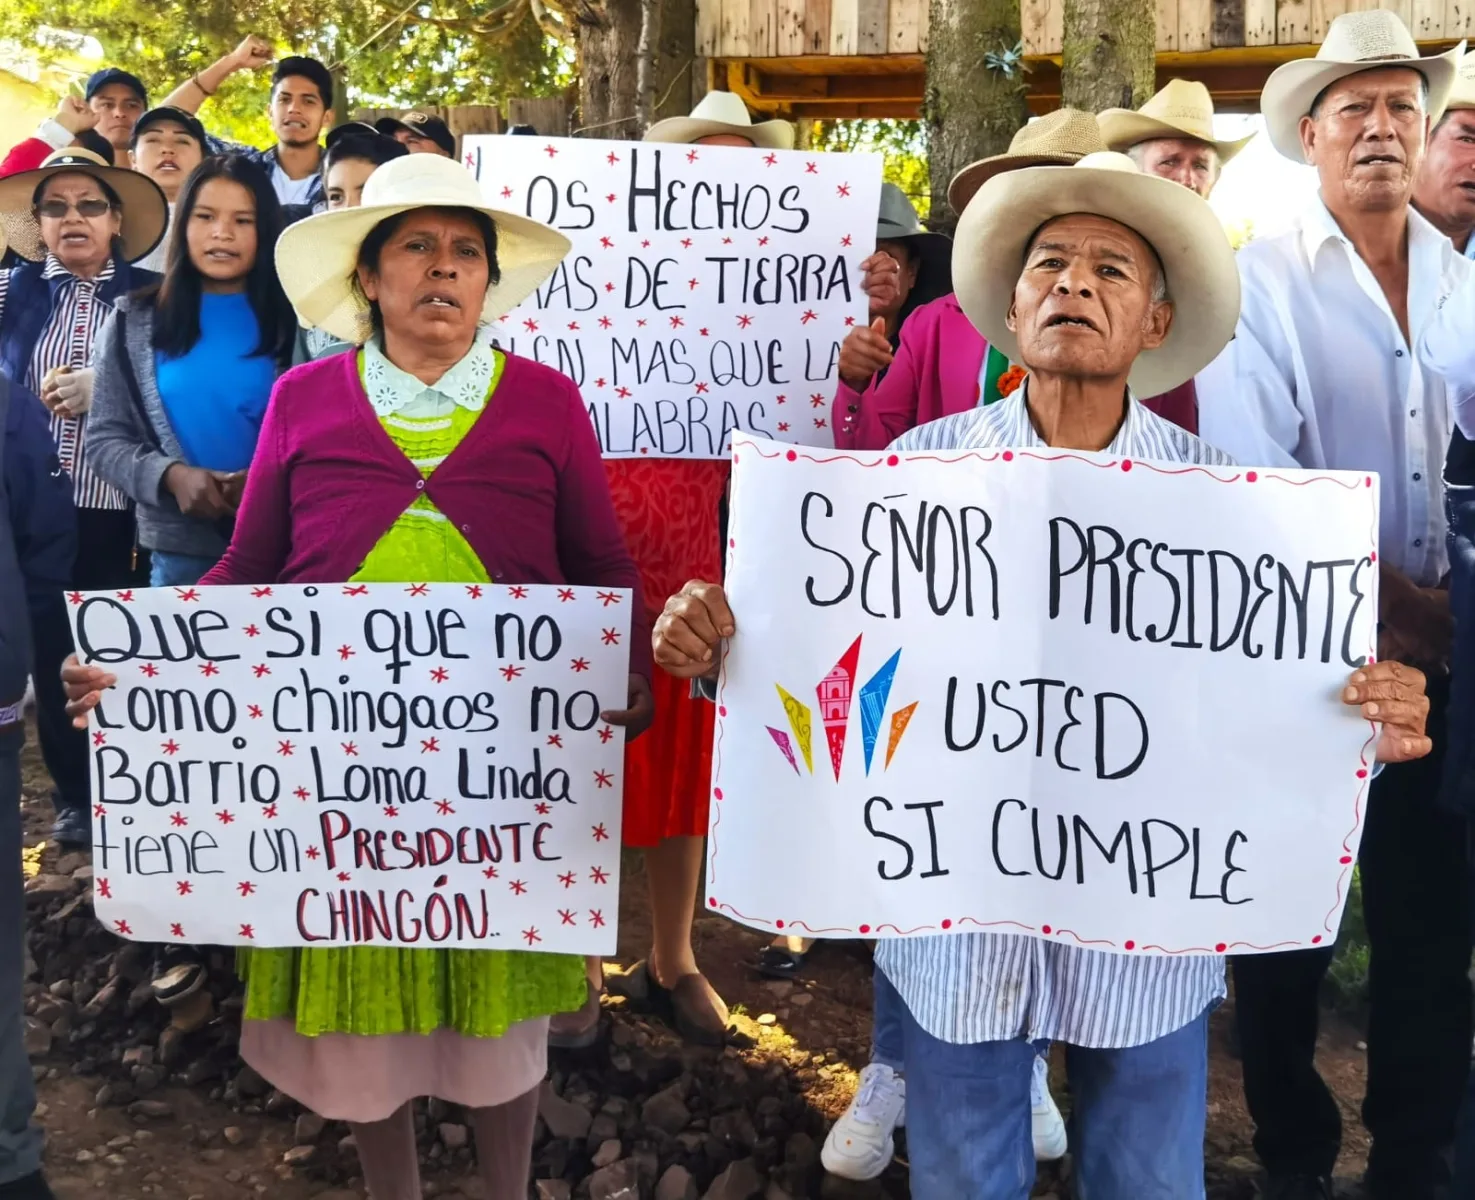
[[154, 292, 277, 472]]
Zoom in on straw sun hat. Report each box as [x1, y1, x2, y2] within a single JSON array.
[[1260, 10, 1465, 161], [275, 153, 571, 345], [947, 108, 1104, 215], [643, 91, 795, 149], [0, 147, 167, 264], [1098, 79, 1254, 163], [952, 151, 1240, 398]]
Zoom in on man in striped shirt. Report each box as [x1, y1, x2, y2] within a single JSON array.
[[654, 153, 1435, 1197]]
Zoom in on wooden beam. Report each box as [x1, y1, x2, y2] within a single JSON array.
[[1211, 0, 1246, 44], [1243, 0, 1275, 42], [1179, 0, 1213, 49], [804, 0, 833, 51], [857, 0, 889, 51], [750, 0, 778, 55], [888, 0, 920, 51], [776, 0, 808, 51], [1157, 0, 1180, 50], [831, 0, 859, 52]]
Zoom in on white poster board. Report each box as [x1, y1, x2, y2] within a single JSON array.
[[708, 436, 1381, 955], [462, 135, 882, 458], [69, 583, 631, 954]]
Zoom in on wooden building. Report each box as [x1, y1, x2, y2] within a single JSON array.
[[696, 0, 1466, 117]]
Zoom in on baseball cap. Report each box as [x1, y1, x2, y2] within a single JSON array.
[[325, 121, 383, 150], [130, 106, 207, 150], [375, 111, 455, 156], [85, 68, 148, 105]]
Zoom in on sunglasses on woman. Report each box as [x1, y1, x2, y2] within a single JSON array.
[[34, 198, 114, 219]]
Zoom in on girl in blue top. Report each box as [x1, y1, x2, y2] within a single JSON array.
[[90, 154, 295, 590]]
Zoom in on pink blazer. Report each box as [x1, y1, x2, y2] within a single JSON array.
[[832, 294, 1198, 450]]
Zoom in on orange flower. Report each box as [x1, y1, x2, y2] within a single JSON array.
[[997, 365, 1027, 397]]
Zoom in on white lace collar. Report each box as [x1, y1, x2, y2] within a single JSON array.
[[361, 336, 495, 417]]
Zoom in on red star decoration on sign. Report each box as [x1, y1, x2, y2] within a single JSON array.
[[722, 237, 733, 245], [699, 327, 709, 336], [96, 877, 113, 898], [758, 236, 769, 246], [252, 664, 270, 678], [466, 584, 483, 599], [343, 584, 368, 597], [598, 317, 613, 331], [616, 385, 632, 398], [199, 662, 219, 677], [500, 664, 524, 681], [688, 277, 699, 290], [778, 422, 790, 432], [305, 845, 320, 860], [547, 733, 563, 748], [695, 381, 709, 393], [406, 582, 429, 597], [606, 193, 616, 203], [176, 588, 200, 602], [523, 927, 541, 944], [278, 740, 294, 757], [559, 908, 577, 925], [483, 865, 498, 879], [248, 704, 263, 719], [801, 310, 818, 324], [636, 318, 647, 328], [598, 726, 615, 743], [590, 909, 606, 928], [115, 590, 134, 601], [384, 805, 399, 818], [844, 316, 857, 327], [557, 587, 576, 602], [66, 591, 83, 606], [686, 149, 699, 162], [430, 666, 449, 683], [590, 866, 609, 884], [508, 585, 529, 598], [92, 731, 106, 747], [814, 417, 828, 428], [338, 645, 355, 660], [604, 282, 615, 293], [776, 393, 787, 404], [239, 924, 254, 939], [509, 879, 527, 895], [763, 153, 777, 166], [811, 393, 826, 407], [217, 811, 235, 825], [681, 237, 693, 249], [592, 823, 609, 842], [597, 590, 622, 606], [570, 657, 590, 673], [543, 143, 558, 158], [435, 799, 455, 815], [161, 740, 180, 756], [140, 663, 159, 678], [294, 786, 310, 800], [170, 923, 185, 938], [737, 315, 753, 329], [599, 236, 614, 249], [594, 770, 613, 789], [606, 151, 619, 165], [170, 813, 187, 827], [176, 880, 193, 895], [558, 871, 577, 888], [535, 801, 551, 815], [806, 161, 818, 174], [567, 322, 580, 332], [837, 182, 851, 197], [337, 870, 352, 882], [263, 804, 278, 819], [243, 624, 260, 637], [841, 234, 853, 247], [523, 318, 538, 333], [421, 737, 440, 753], [114, 919, 131, 935], [601, 628, 621, 645], [251, 586, 273, 598], [237, 880, 256, 896], [670, 315, 684, 329], [501, 186, 513, 199]]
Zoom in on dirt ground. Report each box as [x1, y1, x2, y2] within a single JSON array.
[[18, 732, 1374, 1199]]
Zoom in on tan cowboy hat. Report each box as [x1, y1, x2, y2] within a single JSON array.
[[952, 151, 1240, 398], [0, 147, 167, 264], [643, 91, 795, 150], [1442, 47, 1475, 111], [275, 153, 571, 345], [1098, 79, 1254, 163], [947, 109, 1104, 215], [1261, 11, 1466, 161]]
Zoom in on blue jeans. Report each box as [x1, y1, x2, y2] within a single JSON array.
[[900, 999, 1209, 1199], [149, 550, 219, 588], [872, 965, 905, 1071], [0, 740, 42, 1183]]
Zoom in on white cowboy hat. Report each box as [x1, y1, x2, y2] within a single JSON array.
[[275, 153, 571, 345], [952, 151, 1240, 398], [947, 108, 1104, 215], [643, 91, 795, 149], [0, 147, 167, 264], [1261, 11, 1465, 161], [1442, 47, 1475, 112], [1098, 79, 1254, 163]]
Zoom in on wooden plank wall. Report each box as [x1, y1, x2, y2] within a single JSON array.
[[708, 0, 1465, 56]]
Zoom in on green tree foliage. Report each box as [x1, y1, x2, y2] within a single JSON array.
[[0, 1, 571, 145], [812, 119, 931, 222]]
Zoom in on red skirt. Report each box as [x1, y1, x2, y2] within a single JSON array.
[[606, 457, 729, 847]]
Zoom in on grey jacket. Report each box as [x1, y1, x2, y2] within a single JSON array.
[[88, 295, 230, 559]]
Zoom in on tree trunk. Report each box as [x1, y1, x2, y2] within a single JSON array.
[[924, 0, 1028, 233], [634, 0, 663, 132], [579, 0, 695, 139], [1061, 0, 1157, 113]]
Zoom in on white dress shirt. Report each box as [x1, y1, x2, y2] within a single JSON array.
[[1418, 241, 1475, 444], [1197, 196, 1467, 586]]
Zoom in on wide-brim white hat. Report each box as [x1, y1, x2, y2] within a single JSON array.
[[0, 147, 167, 264], [1098, 78, 1254, 163], [275, 154, 571, 345], [947, 108, 1104, 215], [1262, 10, 1465, 161], [953, 151, 1240, 397], [1443, 46, 1475, 111], [643, 91, 795, 149]]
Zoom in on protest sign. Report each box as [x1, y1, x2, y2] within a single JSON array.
[[462, 135, 882, 458], [69, 583, 631, 954], [708, 435, 1381, 956]]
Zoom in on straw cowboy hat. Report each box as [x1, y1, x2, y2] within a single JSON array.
[[952, 151, 1240, 398], [274, 153, 571, 345], [1098, 79, 1254, 163], [947, 108, 1104, 215], [643, 91, 795, 149], [1441, 46, 1475, 112], [0, 147, 167, 264], [1261, 10, 1466, 161]]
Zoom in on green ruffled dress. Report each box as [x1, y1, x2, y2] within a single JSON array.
[[238, 349, 584, 1037]]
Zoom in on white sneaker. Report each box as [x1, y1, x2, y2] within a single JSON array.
[[821, 1062, 907, 1181], [1031, 1052, 1068, 1161]]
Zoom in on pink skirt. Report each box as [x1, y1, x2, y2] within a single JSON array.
[[239, 1015, 549, 1122]]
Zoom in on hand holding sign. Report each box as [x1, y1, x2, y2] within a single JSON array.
[[652, 581, 735, 679]]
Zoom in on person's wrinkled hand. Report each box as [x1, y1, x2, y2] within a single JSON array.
[[1343, 660, 1432, 763], [860, 251, 902, 317], [652, 580, 735, 680], [600, 673, 654, 740], [61, 654, 115, 730], [55, 95, 98, 136], [230, 34, 275, 72], [838, 318, 894, 392], [164, 464, 232, 520], [43, 367, 93, 415]]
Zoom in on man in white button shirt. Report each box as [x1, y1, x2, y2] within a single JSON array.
[[1196, 13, 1471, 1200]]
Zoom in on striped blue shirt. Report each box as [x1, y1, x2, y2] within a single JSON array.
[[875, 386, 1232, 1049]]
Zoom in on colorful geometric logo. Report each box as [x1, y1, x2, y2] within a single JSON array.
[[767, 635, 918, 779]]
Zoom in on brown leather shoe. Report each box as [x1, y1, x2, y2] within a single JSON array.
[[548, 978, 602, 1049], [638, 961, 729, 1046]]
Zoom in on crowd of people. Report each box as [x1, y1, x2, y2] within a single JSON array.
[[0, 9, 1470, 1199]]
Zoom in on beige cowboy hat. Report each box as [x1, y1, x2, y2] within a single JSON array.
[[952, 151, 1240, 397], [643, 91, 795, 149], [1098, 79, 1254, 163], [947, 108, 1104, 215], [1442, 47, 1475, 111], [0, 147, 167, 264], [275, 153, 571, 345], [1261, 10, 1466, 161]]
